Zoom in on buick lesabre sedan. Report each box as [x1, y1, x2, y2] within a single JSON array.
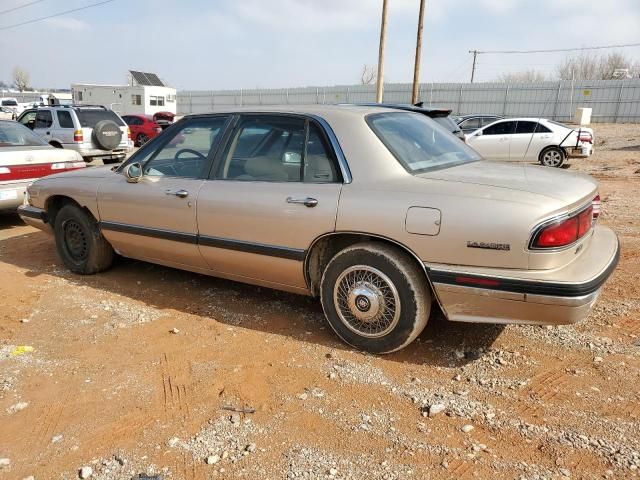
[[18, 106, 619, 353]]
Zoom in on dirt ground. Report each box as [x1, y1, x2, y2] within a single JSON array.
[[0, 124, 639, 480]]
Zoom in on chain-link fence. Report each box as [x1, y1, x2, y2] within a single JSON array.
[[177, 79, 640, 123]]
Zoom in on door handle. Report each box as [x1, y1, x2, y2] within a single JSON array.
[[286, 196, 318, 207], [165, 189, 189, 198]]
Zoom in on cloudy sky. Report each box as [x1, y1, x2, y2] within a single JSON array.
[[0, 0, 639, 90]]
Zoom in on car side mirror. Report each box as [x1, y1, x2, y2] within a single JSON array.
[[124, 162, 143, 183]]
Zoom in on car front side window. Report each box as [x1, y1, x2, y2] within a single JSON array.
[[483, 121, 515, 136], [35, 110, 53, 129], [141, 116, 229, 178]]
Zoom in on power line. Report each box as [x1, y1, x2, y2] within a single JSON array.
[[0, 0, 116, 31], [474, 42, 640, 55], [0, 0, 46, 16]]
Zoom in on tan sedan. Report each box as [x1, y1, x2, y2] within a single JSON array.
[[18, 106, 619, 353]]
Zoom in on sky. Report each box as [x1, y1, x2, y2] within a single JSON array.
[[0, 0, 639, 91]]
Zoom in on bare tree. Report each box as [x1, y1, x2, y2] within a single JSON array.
[[497, 69, 547, 83], [12, 66, 30, 92], [360, 64, 377, 85], [557, 52, 638, 80]]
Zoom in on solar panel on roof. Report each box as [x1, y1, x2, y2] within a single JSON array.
[[129, 70, 166, 87], [145, 73, 164, 86], [130, 70, 150, 86]]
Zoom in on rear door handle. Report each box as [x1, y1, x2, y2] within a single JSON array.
[[165, 189, 189, 198], [286, 196, 318, 207]]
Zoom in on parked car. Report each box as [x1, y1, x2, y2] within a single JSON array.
[[153, 111, 175, 130], [454, 114, 503, 134], [465, 117, 594, 167], [122, 114, 163, 146], [355, 103, 465, 140], [0, 107, 17, 121], [18, 106, 618, 353], [0, 120, 85, 212], [17, 105, 133, 164]]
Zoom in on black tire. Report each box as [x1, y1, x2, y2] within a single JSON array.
[[320, 242, 431, 354], [92, 120, 122, 150], [539, 146, 565, 168], [54, 204, 114, 274], [136, 133, 149, 147]]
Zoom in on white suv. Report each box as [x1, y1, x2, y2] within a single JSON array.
[[17, 105, 133, 164]]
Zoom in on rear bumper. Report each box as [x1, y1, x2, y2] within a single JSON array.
[[566, 144, 593, 158], [0, 182, 29, 212], [427, 226, 619, 325]]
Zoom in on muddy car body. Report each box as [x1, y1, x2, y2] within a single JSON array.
[[18, 106, 619, 353]]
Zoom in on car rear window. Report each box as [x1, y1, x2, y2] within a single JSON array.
[[367, 112, 481, 173], [0, 121, 48, 147], [1, 100, 18, 107], [74, 109, 125, 128], [431, 116, 460, 133]]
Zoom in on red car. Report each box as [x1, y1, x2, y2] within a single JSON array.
[[121, 114, 163, 146]]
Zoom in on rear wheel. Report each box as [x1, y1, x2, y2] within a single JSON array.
[[54, 204, 114, 274], [320, 243, 431, 354], [539, 146, 565, 167], [136, 133, 149, 147]]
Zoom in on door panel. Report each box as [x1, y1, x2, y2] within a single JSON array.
[[97, 115, 230, 267], [467, 120, 515, 161], [98, 174, 204, 266], [197, 114, 342, 289], [197, 182, 340, 288]]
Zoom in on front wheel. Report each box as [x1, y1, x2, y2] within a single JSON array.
[[539, 147, 565, 167], [320, 243, 431, 354], [136, 133, 149, 146], [54, 204, 114, 274]]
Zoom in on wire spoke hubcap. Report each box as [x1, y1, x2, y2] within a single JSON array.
[[333, 266, 401, 338], [63, 220, 88, 261]]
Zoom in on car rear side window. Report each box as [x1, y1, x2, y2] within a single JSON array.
[[35, 110, 53, 129], [57, 111, 75, 128], [515, 121, 538, 134], [367, 112, 481, 174], [461, 118, 481, 130], [535, 123, 552, 133], [75, 109, 125, 128]]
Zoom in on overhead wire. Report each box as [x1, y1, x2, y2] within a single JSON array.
[[0, 0, 46, 16], [0, 0, 116, 31]]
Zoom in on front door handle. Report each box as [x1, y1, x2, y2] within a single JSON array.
[[286, 196, 318, 207], [165, 189, 189, 198]]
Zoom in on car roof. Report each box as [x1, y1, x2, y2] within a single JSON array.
[[353, 103, 452, 116], [181, 104, 416, 122]]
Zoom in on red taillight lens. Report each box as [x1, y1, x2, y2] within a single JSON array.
[[533, 206, 594, 249], [578, 205, 593, 236], [579, 133, 593, 143], [73, 130, 83, 142], [535, 217, 579, 248], [592, 194, 601, 219]]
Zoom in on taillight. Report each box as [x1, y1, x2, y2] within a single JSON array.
[[592, 194, 601, 219], [73, 130, 83, 142], [0, 167, 10, 175], [579, 133, 593, 143], [532, 206, 594, 249], [51, 162, 86, 170], [127, 127, 132, 140]]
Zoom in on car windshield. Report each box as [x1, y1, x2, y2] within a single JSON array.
[[367, 112, 482, 173], [1, 100, 18, 107], [0, 121, 48, 147], [74, 109, 125, 128]]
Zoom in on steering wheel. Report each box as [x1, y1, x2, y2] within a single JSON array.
[[174, 148, 206, 160]]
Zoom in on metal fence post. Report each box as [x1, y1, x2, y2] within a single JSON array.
[[346, 87, 350, 103], [457, 84, 463, 114], [552, 82, 561, 120], [614, 83, 624, 123], [503, 84, 510, 116], [239, 88, 243, 106]]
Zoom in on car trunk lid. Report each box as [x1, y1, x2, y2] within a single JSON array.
[[416, 160, 597, 205]]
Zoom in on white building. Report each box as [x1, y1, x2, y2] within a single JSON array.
[[71, 71, 176, 116]]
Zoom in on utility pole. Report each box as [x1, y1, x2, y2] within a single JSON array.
[[469, 49, 479, 83], [376, 0, 388, 103], [411, 0, 426, 104]]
